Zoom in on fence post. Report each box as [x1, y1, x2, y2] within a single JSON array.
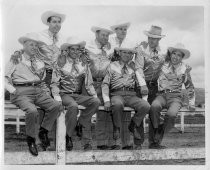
[[56, 111, 66, 165], [181, 112, 185, 133]]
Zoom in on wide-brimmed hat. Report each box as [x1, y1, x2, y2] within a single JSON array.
[[143, 25, 165, 38], [41, 10, 66, 25], [18, 33, 45, 46], [60, 37, 86, 50], [168, 43, 190, 60], [114, 43, 137, 54], [110, 22, 131, 32], [91, 26, 114, 35]]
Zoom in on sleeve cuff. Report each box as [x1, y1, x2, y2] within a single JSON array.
[[6, 84, 16, 94], [103, 96, 110, 103], [135, 70, 146, 86]]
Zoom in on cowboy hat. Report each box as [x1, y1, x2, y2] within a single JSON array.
[[60, 37, 86, 50], [110, 22, 131, 32], [168, 43, 190, 60], [114, 42, 137, 54], [91, 26, 114, 35], [143, 25, 165, 38], [41, 10, 66, 25], [18, 33, 45, 46]]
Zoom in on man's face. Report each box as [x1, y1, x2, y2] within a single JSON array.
[[23, 40, 38, 56], [148, 37, 161, 49], [47, 16, 62, 34], [119, 50, 133, 63], [96, 30, 109, 46], [115, 26, 127, 40], [69, 45, 81, 59], [170, 50, 184, 65]]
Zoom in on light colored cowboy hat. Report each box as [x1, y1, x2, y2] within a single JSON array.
[[168, 43, 190, 60], [41, 10, 66, 25], [18, 33, 45, 46], [143, 25, 165, 38], [114, 42, 137, 54], [91, 26, 114, 35], [60, 37, 86, 50], [110, 22, 131, 32]]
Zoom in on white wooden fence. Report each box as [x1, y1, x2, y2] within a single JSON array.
[[4, 101, 205, 165]]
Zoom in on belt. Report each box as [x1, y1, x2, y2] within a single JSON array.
[[146, 80, 157, 86], [159, 89, 180, 93], [46, 69, 53, 74], [66, 91, 81, 95], [93, 77, 103, 82], [111, 87, 135, 92], [13, 81, 42, 87]]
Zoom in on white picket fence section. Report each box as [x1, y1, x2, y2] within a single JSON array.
[[4, 100, 205, 165]]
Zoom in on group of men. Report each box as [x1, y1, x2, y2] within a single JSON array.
[[5, 10, 196, 156]]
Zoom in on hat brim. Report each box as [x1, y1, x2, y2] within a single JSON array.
[[41, 11, 66, 25], [110, 22, 131, 31], [91, 26, 114, 34], [115, 47, 136, 54], [143, 31, 165, 38], [168, 47, 190, 60], [18, 37, 45, 46], [60, 41, 86, 50]]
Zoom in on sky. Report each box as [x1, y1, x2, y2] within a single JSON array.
[[0, 0, 206, 88]]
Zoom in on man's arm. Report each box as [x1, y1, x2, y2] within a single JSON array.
[[184, 66, 196, 111], [50, 69, 62, 102], [5, 61, 17, 94], [84, 65, 97, 98]]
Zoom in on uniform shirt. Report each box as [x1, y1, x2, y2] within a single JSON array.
[[135, 43, 165, 82], [86, 39, 112, 79], [51, 57, 97, 102], [36, 30, 66, 67], [5, 53, 46, 93], [158, 62, 195, 105], [102, 61, 141, 102]]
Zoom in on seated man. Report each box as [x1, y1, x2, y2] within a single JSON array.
[[101, 46, 150, 149], [5, 33, 61, 156], [149, 43, 196, 149], [51, 37, 100, 151]]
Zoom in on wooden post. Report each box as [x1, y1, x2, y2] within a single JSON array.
[[16, 110, 20, 133], [56, 111, 66, 165], [181, 112, 185, 133]]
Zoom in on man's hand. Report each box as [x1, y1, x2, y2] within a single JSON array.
[[10, 50, 23, 65], [104, 101, 111, 112], [140, 85, 149, 95], [188, 105, 196, 111]]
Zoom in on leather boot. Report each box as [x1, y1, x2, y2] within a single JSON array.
[[38, 127, 50, 150], [27, 136, 38, 156], [128, 119, 141, 140], [66, 135, 73, 151]]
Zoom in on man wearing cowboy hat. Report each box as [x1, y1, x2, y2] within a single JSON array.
[[10, 10, 66, 93], [109, 22, 133, 50], [149, 43, 196, 149], [102, 46, 150, 150], [135, 25, 166, 148], [51, 37, 100, 151], [5, 33, 61, 156], [86, 26, 118, 150]]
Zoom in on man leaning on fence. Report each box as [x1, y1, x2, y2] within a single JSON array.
[[149, 43, 196, 149], [51, 37, 100, 151], [101, 46, 150, 149], [4, 33, 62, 156]]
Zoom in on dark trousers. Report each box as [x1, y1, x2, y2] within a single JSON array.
[[146, 80, 159, 144], [149, 93, 182, 144], [111, 91, 150, 145], [60, 92, 100, 145], [11, 86, 60, 138]]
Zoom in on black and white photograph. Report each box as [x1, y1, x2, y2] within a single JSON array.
[[0, 0, 209, 168]]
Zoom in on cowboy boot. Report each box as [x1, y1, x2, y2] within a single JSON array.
[[27, 136, 38, 156]]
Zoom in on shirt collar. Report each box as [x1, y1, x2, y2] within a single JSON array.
[[66, 56, 79, 64], [148, 45, 161, 53], [22, 52, 35, 61], [44, 29, 59, 40]]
